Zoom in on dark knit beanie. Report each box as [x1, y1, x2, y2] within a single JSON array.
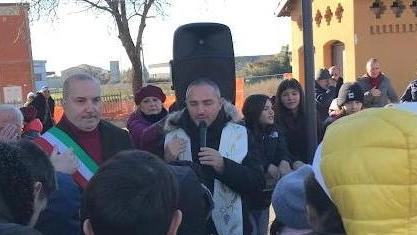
[[134, 85, 166, 105], [20, 106, 37, 123], [315, 68, 331, 81], [337, 82, 364, 106]]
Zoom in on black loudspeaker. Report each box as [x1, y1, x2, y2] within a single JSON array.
[[171, 23, 236, 109]]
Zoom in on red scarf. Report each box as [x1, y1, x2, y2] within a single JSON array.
[[367, 73, 382, 89]]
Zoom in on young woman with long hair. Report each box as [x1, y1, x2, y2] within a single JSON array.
[[242, 94, 292, 235], [273, 78, 322, 165]]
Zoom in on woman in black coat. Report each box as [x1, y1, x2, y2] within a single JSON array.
[[242, 94, 292, 235], [273, 79, 323, 165]]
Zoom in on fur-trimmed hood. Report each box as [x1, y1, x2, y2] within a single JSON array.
[[164, 100, 243, 133]]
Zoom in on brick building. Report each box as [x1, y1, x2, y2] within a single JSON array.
[[0, 3, 34, 103]]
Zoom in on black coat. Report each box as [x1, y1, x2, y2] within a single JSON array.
[[315, 83, 337, 122], [400, 79, 417, 102], [0, 223, 43, 235], [165, 108, 265, 235], [29, 93, 55, 133], [0, 198, 43, 235], [36, 118, 134, 235], [277, 113, 323, 165], [246, 125, 293, 210], [169, 163, 213, 235], [56, 118, 133, 161]]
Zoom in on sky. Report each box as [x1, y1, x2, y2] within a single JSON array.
[[10, 0, 291, 74]]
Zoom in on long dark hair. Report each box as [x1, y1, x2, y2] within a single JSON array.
[[304, 173, 345, 234], [273, 78, 305, 123], [242, 94, 271, 137]]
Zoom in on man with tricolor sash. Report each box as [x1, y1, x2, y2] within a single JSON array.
[[34, 73, 133, 235]]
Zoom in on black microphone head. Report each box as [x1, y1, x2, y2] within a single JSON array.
[[199, 121, 207, 148]]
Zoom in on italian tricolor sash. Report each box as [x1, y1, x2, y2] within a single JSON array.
[[36, 127, 99, 188]]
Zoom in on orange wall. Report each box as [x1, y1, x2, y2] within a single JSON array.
[[290, 1, 356, 83], [354, 0, 417, 93], [288, 0, 417, 94], [0, 3, 33, 103]]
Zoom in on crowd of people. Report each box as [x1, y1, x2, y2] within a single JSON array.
[[0, 57, 416, 235]]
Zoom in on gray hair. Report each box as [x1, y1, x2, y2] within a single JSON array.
[[366, 58, 379, 67], [185, 78, 221, 101], [63, 73, 100, 100], [0, 104, 23, 126]]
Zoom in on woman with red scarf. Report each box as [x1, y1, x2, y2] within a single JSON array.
[[357, 58, 399, 108]]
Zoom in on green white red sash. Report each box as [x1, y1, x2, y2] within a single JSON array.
[[36, 127, 99, 188]]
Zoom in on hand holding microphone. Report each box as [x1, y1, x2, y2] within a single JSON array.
[[198, 121, 225, 174]]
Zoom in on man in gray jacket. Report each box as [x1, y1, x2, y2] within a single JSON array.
[[357, 58, 399, 108]]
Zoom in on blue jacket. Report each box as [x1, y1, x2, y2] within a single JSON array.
[[35, 172, 80, 235]]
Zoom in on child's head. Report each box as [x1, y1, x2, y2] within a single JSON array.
[[0, 140, 56, 227], [337, 83, 364, 115], [82, 150, 181, 235]]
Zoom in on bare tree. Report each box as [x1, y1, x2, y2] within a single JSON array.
[[29, 0, 170, 93]]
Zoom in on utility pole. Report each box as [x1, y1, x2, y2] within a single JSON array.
[[302, 0, 318, 162]]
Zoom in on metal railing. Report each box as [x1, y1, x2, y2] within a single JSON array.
[[6, 92, 133, 120]]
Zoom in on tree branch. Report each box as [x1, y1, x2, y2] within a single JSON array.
[[79, 0, 113, 14]]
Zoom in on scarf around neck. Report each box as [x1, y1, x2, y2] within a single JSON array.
[[141, 108, 168, 124], [367, 73, 382, 89]]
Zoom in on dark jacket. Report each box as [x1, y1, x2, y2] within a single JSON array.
[[315, 83, 337, 122], [0, 223, 43, 235], [29, 93, 55, 133], [169, 163, 213, 235], [126, 109, 167, 156], [246, 124, 293, 210], [164, 103, 265, 235], [56, 118, 133, 161], [400, 79, 417, 102], [35, 173, 80, 235], [322, 112, 344, 135], [0, 197, 43, 235], [35, 119, 133, 235], [277, 113, 323, 164]]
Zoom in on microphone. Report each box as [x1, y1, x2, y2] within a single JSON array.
[[198, 121, 207, 148]]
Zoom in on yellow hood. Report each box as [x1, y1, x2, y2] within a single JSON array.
[[320, 107, 417, 234]]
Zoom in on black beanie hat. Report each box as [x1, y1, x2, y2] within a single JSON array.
[[315, 68, 331, 81], [337, 82, 364, 106]]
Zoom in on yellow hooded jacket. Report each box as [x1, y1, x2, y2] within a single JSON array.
[[320, 107, 417, 234]]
